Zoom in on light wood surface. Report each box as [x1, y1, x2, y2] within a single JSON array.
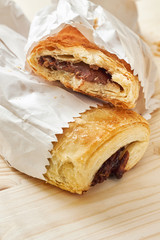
[[1, 1, 160, 239]]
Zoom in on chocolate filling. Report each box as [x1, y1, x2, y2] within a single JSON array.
[[38, 55, 112, 84], [91, 148, 129, 186]]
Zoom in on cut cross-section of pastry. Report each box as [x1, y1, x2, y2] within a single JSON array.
[[27, 25, 140, 109], [45, 105, 150, 194]]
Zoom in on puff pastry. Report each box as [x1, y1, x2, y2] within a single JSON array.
[[45, 105, 150, 194], [27, 25, 140, 109]]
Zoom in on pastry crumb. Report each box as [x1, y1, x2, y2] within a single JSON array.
[[16, 66, 22, 70], [93, 18, 98, 29]]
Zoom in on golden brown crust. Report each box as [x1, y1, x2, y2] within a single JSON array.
[[34, 26, 132, 73], [28, 25, 140, 109], [45, 105, 150, 194]]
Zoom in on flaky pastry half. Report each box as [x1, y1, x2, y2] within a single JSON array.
[[27, 26, 140, 109], [45, 105, 150, 194]]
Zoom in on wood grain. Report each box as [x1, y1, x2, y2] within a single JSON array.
[[0, 0, 160, 239]]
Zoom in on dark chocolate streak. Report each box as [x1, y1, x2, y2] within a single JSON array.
[[38, 55, 112, 84], [91, 148, 129, 187]]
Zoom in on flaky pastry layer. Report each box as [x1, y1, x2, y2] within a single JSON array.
[[28, 26, 140, 109], [45, 105, 150, 194]]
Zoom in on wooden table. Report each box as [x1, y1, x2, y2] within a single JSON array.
[[0, 1, 160, 239]]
